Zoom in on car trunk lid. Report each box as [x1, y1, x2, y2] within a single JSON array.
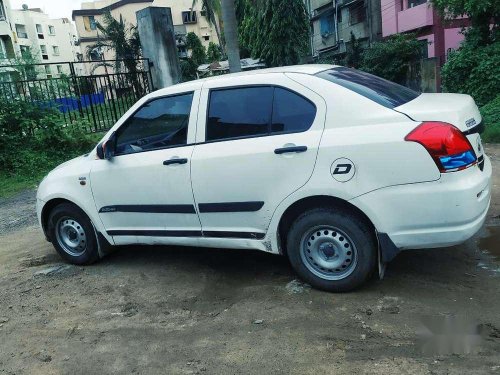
[[396, 93, 484, 161]]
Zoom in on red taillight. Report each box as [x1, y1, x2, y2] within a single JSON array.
[[405, 121, 477, 172]]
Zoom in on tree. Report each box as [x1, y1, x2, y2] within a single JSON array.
[[186, 32, 207, 65], [431, 0, 499, 46], [207, 42, 222, 62], [181, 32, 207, 81], [239, 0, 309, 67], [360, 34, 423, 84], [221, 0, 241, 72], [85, 11, 141, 74], [192, 0, 225, 56], [345, 32, 363, 68]]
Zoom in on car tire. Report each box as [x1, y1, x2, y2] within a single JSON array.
[[48, 202, 100, 265], [286, 207, 377, 292]]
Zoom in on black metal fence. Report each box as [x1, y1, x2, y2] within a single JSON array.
[[0, 59, 154, 133]]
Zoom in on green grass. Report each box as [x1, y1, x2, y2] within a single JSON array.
[[0, 172, 45, 199]]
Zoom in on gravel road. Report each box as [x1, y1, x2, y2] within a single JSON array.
[[0, 146, 499, 375]]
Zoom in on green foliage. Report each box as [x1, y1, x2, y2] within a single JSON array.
[[181, 32, 207, 82], [239, 0, 309, 67], [10, 46, 40, 80], [0, 98, 97, 181], [186, 32, 207, 65], [345, 32, 363, 68], [360, 34, 423, 84], [480, 95, 500, 143], [207, 42, 222, 62], [441, 42, 500, 107], [431, 0, 498, 46]]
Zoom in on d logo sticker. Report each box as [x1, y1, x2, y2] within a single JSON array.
[[331, 158, 355, 182]]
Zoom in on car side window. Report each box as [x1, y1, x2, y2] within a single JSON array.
[[271, 88, 316, 134], [115, 93, 194, 155], [206, 86, 273, 141], [206, 86, 316, 142]]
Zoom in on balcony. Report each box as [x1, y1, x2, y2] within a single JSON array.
[[397, 2, 434, 33]]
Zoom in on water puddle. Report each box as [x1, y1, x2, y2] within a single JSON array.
[[478, 226, 500, 258], [477, 226, 500, 274]]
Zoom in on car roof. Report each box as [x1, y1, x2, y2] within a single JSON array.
[[148, 64, 339, 98]]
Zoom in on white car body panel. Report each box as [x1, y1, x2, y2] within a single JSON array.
[[36, 65, 492, 261]]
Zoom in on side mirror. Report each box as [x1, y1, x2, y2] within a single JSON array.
[[96, 132, 116, 160]]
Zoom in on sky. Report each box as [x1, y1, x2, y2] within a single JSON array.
[[10, 0, 84, 20]]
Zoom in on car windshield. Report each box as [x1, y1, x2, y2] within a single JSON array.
[[316, 67, 420, 109]]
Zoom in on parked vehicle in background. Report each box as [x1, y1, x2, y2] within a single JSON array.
[[36, 65, 491, 292]]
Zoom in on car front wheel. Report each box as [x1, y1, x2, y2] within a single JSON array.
[[48, 202, 100, 265], [286, 207, 377, 292]]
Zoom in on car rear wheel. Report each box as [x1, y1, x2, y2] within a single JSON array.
[[48, 203, 100, 265], [286, 207, 377, 292]]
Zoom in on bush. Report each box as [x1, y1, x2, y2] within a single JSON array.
[[360, 34, 423, 84], [0, 98, 97, 179], [441, 42, 500, 107], [480, 95, 500, 143]]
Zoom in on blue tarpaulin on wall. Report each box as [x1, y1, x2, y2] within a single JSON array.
[[37, 92, 105, 113]]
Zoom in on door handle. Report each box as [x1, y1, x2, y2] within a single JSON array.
[[274, 146, 308, 155], [163, 158, 188, 166]]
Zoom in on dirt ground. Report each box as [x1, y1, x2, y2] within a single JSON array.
[[0, 146, 499, 375]]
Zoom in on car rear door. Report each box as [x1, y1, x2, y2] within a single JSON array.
[[190, 73, 326, 238], [90, 90, 202, 242]]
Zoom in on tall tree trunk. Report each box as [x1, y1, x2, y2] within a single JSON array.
[[213, 20, 226, 58], [220, 0, 241, 73]]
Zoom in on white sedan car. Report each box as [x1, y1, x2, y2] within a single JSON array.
[[36, 65, 491, 292]]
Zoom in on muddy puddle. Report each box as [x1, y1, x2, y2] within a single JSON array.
[[479, 226, 500, 258], [478, 226, 500, 274]]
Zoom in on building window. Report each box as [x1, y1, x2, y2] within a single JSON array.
[[0, 0, 6, 21], [45, 64, 52, 78], [408, 0, 427, 7], [84, 15, 97, 31], [20, 45, 29, 57], [56, 65, 63, 74], [182, 11, 197, 24], [36, 23, 44, 39], [349, 2, 366, 25], [40, 44, 48, 60], [203, 35, 210, 41], [52, 45, 59, 55], [15, 24, 28, 39], [320, 13, 335, 37], [419, 39, 429, 58], [0, 38, 6, 59], [48, 25, 55, 35]]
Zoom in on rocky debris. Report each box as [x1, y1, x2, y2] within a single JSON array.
[[35, 351, 52, 363], [377, 296, 401, 314], [19, 256, 50, 268], [252, 319, 264, 324], [285, 279, 311, 294], [0, 317, 9, 323], [34, 265, 72, 276]]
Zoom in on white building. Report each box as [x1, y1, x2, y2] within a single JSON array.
[[3, 2, 83, 78]]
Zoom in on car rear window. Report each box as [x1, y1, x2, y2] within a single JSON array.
[[316, 67, 420, 109]]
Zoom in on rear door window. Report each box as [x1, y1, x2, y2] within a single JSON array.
[[316, 67, 420, 108], [206, 86, 317, 142]]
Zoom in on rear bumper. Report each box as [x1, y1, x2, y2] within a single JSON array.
[[351, 155, 492, 252]]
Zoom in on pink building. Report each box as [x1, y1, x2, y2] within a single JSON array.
[[381, 0, 469, 64]]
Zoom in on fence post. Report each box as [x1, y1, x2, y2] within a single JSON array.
[[69, 62, 84, 119]]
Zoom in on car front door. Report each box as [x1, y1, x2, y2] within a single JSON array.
[[190, 74, 326, 239], [90, 91, 202, 243]]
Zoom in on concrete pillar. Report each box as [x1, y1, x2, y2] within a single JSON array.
[[136, 7, 181, 89]]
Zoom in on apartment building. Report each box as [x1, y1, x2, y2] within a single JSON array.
[[0, 0, 16, 66], [381, 0, 468, 63], [0, 1, 83, 80], [305, 0, 381, 59], [72, 0, 221, 73]]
